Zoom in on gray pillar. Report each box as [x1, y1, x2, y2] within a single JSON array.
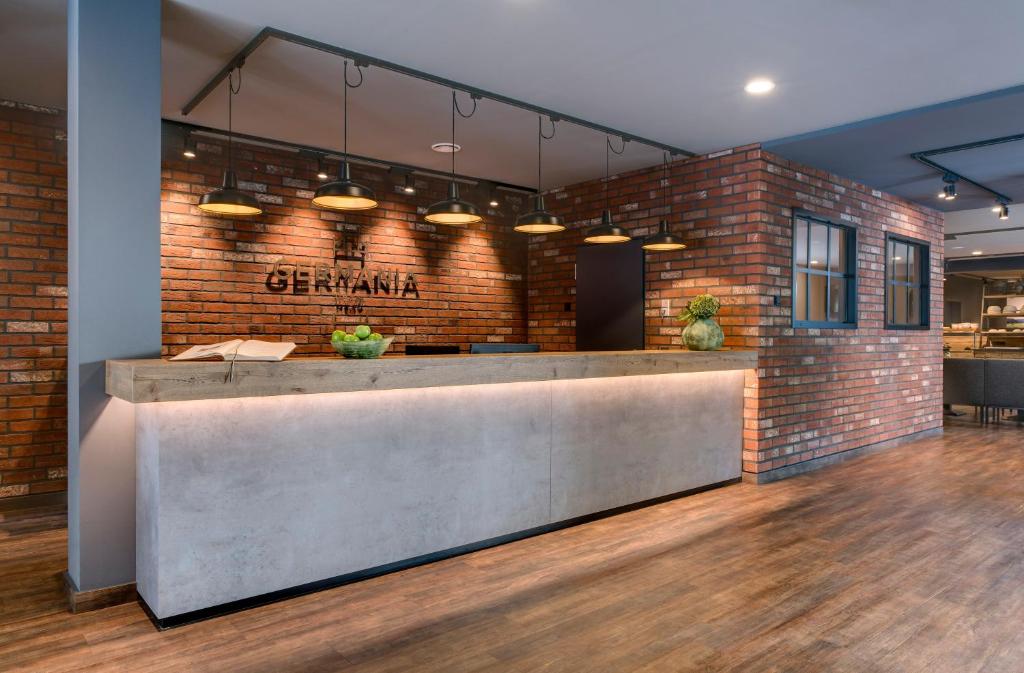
[[67, 0, 162, 591]]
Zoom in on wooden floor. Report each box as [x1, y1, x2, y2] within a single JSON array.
[[3, 420, 1024, 672]]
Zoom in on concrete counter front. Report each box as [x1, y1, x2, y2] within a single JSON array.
[[107, 350, 756, 625]]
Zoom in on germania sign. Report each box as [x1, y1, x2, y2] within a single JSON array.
[[265, 236, 419, 313]]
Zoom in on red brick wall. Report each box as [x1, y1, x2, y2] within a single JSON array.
[[0, 101, 945, 498], [161, 132, 528, 356], [0, 101, 68, 500], [527, 145, 944, 477]]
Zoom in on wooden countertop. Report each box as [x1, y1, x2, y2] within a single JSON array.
[[106, 350, 758, 403]]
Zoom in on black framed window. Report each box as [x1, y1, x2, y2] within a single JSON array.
[[885, 235, 930, 329], [792, 211, 857, 328]]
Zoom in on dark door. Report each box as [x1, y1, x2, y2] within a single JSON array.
[[575, 239, 645, 351]]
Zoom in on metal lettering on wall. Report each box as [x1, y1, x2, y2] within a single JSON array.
[[266, 236, 419, 315]]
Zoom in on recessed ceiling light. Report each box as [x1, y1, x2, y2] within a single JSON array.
[[971, 250, 984, 256], [431, 142, 461, 153], [744, 78, 775, 95], [951, 246, 964, 249], [893, 256, 902, 261], [810, 260, 821, 265]]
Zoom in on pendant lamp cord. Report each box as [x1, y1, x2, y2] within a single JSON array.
[[538, 116, 556, 193], [451, 90, 478, 178], [663, 151, 669, 213], [342, 61, 365, 163], [605, 135, 626, 210], [227, 68, 242, 170]]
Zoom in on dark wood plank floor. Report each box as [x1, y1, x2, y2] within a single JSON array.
[[3, 420, 1023, 672]]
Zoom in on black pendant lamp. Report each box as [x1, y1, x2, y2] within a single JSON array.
[[515, 116, 565, 234], [198, 68, 262, 216], [642, 153, 687, 252], [584, 136, 631, 244], [425, 91, 481, 225], [313, 61, 378, 211]]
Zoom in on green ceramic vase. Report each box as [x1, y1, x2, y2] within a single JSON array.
[[683, 318, 724, 351]]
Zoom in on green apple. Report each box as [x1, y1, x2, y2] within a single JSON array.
[[369, 332, 383, 341], [354, 325, 372, 340], [343, 333, 359, 342], [331, 330, 346, 342]]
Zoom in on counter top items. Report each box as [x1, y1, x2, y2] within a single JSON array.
[[679, 294, 724, 351], [107, 349, 758, 403], [170, 339, 296, 362], [947, 322, 979, 332], [330, 324, 391, 359], [987, 305, 1003, 315]]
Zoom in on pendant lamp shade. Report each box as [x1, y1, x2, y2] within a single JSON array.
[[199, 68, 262, 216], [515, 116, 564, 234], [199, 170, 262, 216], [312, 61, 377, 212], [427, 90, 480, 225], [515, 194, 565, 234], [584, 209, 631, 244], [312, 161, 378, 211], [642, 219, 687, 251], [585, 136, 630, 244], [425, 181, 481, 225]]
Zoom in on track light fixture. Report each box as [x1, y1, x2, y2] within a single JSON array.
[[182, 132, 196, 159], [425, 91, 481, 225], [515, 116, 565, 235], [198, 68, 263, 216], [642, 153, 686, 252], [998, 203, 1010, 220], [316, 154, 329, 180], [313, 61, 378, 211], [403, 173, 416, 194], [584, 136, 631, 244], [938, 173, 958, 201]]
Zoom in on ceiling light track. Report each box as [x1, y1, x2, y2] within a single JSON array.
[[912, 133, 1019, 207], [179, 27, 695, 159]]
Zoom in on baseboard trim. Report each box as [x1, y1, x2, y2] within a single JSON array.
[[143, 476, 741, 629], [743, 427, 944, 484], [63, 571, 137, 614], [0, 491, 67, 512]]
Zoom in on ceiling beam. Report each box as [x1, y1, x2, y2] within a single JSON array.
[[180, 27, 696, 158]]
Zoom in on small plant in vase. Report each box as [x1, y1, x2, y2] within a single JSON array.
[[678, 294, 724, 351]]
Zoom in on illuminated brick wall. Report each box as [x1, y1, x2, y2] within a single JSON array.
[[160, 129, 529, 356]]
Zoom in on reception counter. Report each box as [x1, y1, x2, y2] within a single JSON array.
[[107, 350, 756, 626]]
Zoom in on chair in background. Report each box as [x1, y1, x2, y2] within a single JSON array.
[[469, 343, 541, 354], [983, 359, 1024, 424], [943, 358, 986, 421]]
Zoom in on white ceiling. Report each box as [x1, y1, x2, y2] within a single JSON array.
[[946, 207, 1024, 259], [3, 0, 1024, 187]]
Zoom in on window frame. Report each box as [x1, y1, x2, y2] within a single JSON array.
[[884, 233, 931, 330], [791, 210, 858, 330]]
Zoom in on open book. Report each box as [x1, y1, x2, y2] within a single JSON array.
[[170, 340, 296, 362]]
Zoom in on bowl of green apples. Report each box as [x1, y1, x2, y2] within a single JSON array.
[[330, 325, 393, 359]]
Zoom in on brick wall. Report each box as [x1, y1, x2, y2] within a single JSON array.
[[527, 145, 944, 478], [161, 130, 528, 356], [0, 101, 945, 498], [0, 101, 68, 500]]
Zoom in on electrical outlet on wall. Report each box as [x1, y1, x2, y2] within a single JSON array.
[[660, 299, 672, 317]]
